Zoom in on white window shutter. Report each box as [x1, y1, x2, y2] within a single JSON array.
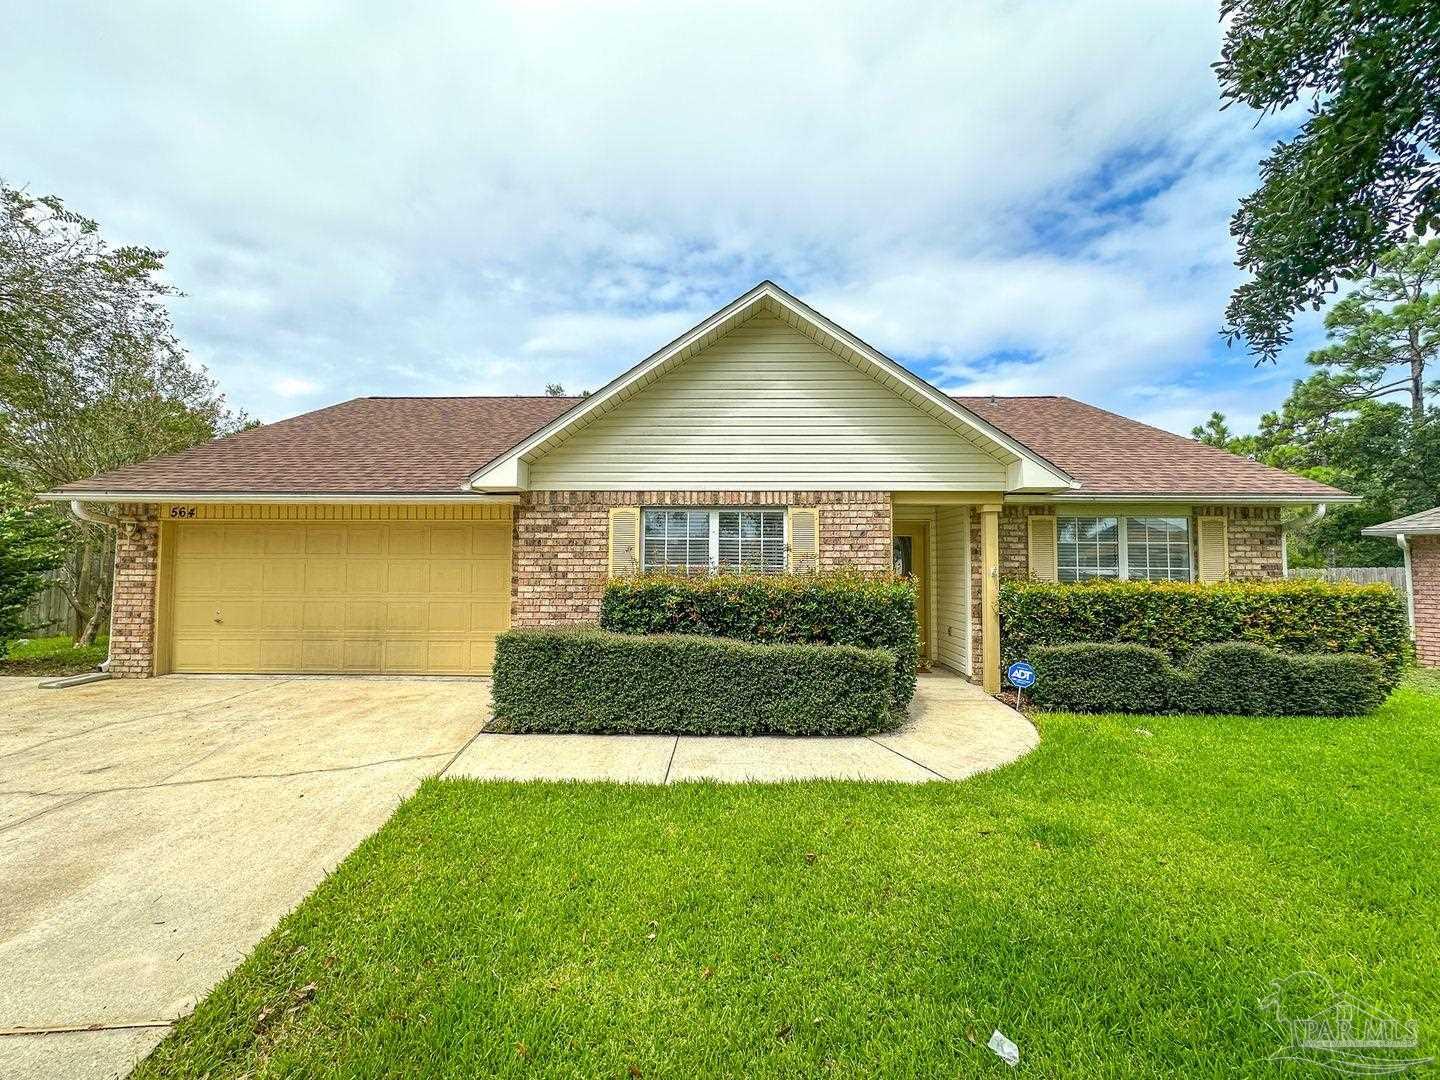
[[1196, 516, 1228, 582], [608, 506, 640, 576], [787, 507, 820, 572], [1027, 515, 1058, 582]]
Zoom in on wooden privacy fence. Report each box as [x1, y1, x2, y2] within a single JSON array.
[[1290, 567, 1411, 623], [20, 582, 74, 637]]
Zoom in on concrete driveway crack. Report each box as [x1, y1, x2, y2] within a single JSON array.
[[0, 682, 277, 763]]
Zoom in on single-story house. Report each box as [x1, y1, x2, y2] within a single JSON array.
[[44, 281, 1353, 692], [1364, 508, 1440, 666]]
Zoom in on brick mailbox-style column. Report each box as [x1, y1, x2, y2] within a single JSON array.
[[1412, 536, 1440, 667], [108, 503, 161, 678]]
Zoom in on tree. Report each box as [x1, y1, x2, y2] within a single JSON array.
[[1191, 411, 1234, 447], [544, 383, 566, 396], [0, 484, 67, 649], [1290, 237, 1440, 429], [0, 182, 245, 642], [1217, 0, 1440, 360]]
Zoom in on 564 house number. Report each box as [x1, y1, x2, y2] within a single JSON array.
[[169, 505, 198, 519]]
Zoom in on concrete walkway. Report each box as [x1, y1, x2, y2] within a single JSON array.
[[448, 669, 1037, 783]]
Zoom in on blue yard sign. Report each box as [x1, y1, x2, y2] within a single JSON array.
[[1006, 661, 1036, 690]]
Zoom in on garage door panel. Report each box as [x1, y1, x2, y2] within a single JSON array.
[[346, 561, 385, 593], [264, 529, 305, 555], [386, 602, 428, 631], [383, 640, 426, 671], [346, 601, 385, 631], [215, 638, 263, 671], [217, 560, 264, 592], [306, 560, 347, 592], [222, 528, 266, 556], [305, 527, 346, 555], [429, 560, 471, 593], [299, 639, 344, 671], [303, 600, 346, 630], [345, 527, 384, 555], [263, 560, 306, 592], [469, 602, 508, 631], [388, 528, 428, 556], [429, 527, 470, 557], [261, 601, 304, 631], [388, 561, 429, 593], [170, 519, 508, 675], [344, 640, 383, 670]]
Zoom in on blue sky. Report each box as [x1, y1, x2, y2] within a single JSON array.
[[3, 1, 1323, 435]]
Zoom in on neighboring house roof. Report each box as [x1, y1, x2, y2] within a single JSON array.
[[1363, 506, 1440, 536], [956, 396, 1349, 501]]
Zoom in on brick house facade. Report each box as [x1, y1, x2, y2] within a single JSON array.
[[513, 491, 891, 626], [1410, 537, 1439, 666]]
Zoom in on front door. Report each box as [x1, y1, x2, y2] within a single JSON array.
[[892, 522, 929, 664]]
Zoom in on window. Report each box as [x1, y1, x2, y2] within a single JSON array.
[[642, 508, 787, 574], [1057, 515, 1191, 582]]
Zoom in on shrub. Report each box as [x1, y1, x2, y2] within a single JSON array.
[[490, 628, 897, 736], [600, 571, 919, 707], [1023, 643, 1173, 714], [1028, 641, 1386, 717], [999, 579, 1408, 692]]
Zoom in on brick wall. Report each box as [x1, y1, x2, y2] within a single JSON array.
[[1192, 504, 1285, 581], [109, 503, 160, 678], [1411, 536, 1439, 667], [512, 491, 892, 626]]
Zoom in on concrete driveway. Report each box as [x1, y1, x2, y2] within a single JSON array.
[[0, 675, 484, 1080]]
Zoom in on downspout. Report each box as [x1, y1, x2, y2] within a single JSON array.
[[67, 500, 119, 672], [1398, 533, 1416, 639]]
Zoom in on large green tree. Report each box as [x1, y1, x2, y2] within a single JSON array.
[[0, 182, 245, 641], [1217, 0, 1440, 360], [0, 483, 68, 649]]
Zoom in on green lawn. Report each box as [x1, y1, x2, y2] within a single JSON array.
[[1, 633, 106, 675], [136, 675, 1439, 1078]]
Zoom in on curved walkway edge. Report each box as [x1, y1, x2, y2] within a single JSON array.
[[446, 669, 1038, 784]]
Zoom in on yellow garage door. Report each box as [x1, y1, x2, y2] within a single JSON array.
[[168, 520, 510, 675]]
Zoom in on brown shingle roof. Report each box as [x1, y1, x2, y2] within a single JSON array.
[[55, 392, 1350, 501], [55, 396, 579, 495], [954, 395, 1347, 499], [1363, 506, 1440, 536]]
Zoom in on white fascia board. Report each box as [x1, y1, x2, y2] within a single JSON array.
[[1008, 493, 1361, 506], [466, 280, 1076, 493], [37, 491, 522, 504]]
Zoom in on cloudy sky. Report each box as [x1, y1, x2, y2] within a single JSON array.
[[4, 1, 1319, 434]]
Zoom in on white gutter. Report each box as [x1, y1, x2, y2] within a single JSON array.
[[64, 500, 118, 673], [38, 492, 522, 505], [1005, 493, 1360, 506], [1398, 533, 1416, 637]]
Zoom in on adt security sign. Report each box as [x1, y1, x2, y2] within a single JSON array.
[[1006, 661, 1036, 690]]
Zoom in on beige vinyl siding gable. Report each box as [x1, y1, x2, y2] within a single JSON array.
[[526, 314, 1010, 491]]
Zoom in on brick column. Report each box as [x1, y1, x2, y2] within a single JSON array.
[[109, 504, 160, 678], [1411, 536, 1439, 667]]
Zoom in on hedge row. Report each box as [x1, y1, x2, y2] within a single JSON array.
[[490, 629, 898, 736], [600, 571, 919, 707], [1027, 642, 1387, 716], [999, 579, 1408, 692]]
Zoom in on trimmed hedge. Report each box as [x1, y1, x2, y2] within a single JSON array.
[[490, 628, 897, 736], [999, 579, 1409, 692], [1027, 641, 1387, 717], [600, 571, 919, 707]]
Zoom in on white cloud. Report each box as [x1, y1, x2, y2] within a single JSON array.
[[1, 0, 1315, 433]]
